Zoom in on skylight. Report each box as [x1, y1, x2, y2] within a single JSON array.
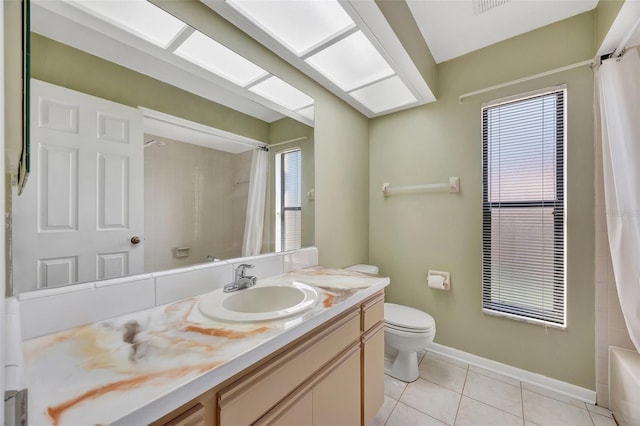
[[174, 30, 269, 87], [227, 0, 355, 56], [305, 31, 394, 92], [350, 76, 417, 113], [74, 0, 187, 48], [249, 76, 314, 111]]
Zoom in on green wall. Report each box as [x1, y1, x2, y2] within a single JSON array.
[[369, 12, 596, 389]]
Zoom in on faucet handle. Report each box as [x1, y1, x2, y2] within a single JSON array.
[[235, 263, 254, 277]]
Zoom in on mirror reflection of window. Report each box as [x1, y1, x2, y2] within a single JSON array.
[[275, 149, 302, 252]]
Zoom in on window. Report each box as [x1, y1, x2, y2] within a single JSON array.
[[275, 149, 302, 252], [482, 87, 566, 327]]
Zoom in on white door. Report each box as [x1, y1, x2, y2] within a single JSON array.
[[12, 79, 144, 292]]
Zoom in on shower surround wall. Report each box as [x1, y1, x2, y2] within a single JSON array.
[[594, 124, 635, 408], [144, 135, 251, 272]]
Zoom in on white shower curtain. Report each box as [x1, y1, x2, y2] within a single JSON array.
[[242, 149, 269, 257], [597, 48, 640, 352]]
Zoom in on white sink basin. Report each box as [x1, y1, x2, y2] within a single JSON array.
[[198, 280, 319, 322]]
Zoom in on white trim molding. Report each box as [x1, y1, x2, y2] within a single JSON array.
[[428, 343, 597, 404]]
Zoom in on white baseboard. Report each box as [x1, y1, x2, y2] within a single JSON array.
[[428, 342, 596, 404]]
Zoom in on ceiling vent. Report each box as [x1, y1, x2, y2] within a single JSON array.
[[473, 0, 511, 15]]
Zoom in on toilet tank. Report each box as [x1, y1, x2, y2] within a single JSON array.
[[345, 264, 379, 274]]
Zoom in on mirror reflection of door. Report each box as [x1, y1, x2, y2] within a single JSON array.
[[12, 80, 144, 293], [275, 149, 302, 252]]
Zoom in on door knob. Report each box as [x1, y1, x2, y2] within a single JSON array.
[[130, 236, 141, 245]]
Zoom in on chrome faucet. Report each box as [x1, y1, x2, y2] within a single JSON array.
[[223, 264, 257, 292]]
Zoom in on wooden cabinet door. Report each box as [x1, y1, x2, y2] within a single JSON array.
[[164, 403, 205, 426], [272, 392, 312, 426], [312, 345, 361, 426], [362, 323, 385, 426], [256, 390, 313, 426]]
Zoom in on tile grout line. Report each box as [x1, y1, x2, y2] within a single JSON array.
[[586, 407, 597, 426], [462, 393, 526, 421], [452, 368, 469, 426], [382, 398, 399, 426], [397, 377, 461, 424], [521, 380, 525, 425]]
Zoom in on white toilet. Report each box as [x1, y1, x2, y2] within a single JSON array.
[[346, 265, 436, 383]]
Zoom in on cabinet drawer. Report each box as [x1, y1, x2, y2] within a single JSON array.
[[361, 292, 384, 331], [218, 308, 360, 425]]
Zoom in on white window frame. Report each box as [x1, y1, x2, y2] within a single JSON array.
[[275, 148, 302, 252], [481, 85, 567, 329]]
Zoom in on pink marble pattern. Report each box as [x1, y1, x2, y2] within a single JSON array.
[[23, 267, 388, 425]]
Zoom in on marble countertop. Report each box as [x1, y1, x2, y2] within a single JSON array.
[[23, 267, 389, 425]]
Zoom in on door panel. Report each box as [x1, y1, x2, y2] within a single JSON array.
[[12, 79, 144, 292], [38, 144, 78, 231], [97, 252, 129, 280], [38, 97, 78, 133], [37, 256, 78, 288], [97, 153, 129, 229], [97, 113, 130, 143]]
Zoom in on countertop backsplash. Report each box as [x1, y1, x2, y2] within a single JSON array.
[[13, 247, 318, 341]]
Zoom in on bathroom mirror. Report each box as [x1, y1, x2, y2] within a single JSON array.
[[10, 0, 315, 294]]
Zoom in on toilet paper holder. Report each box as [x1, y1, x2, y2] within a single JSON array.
[[428, 270, 450, 290]]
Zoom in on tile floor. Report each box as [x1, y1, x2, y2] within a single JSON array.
[[373, 351, 615, 426]]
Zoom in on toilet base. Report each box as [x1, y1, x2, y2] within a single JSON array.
[[384, 350, 420, 382]]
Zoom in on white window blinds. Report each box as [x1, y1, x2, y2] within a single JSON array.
[[279, 149, 302, 251], [482, 88, 566, 327]]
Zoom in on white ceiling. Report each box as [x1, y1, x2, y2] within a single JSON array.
[[407, 0, 599, 63]]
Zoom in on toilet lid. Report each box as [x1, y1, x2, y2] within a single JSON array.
[[385, 303, 435, 332]]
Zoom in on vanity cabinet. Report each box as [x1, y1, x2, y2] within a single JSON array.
[[152, 291, 384, 426]]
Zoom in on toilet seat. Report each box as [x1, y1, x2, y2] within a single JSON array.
[[385, 303, 435, 333], [385, 322, 435, 334]]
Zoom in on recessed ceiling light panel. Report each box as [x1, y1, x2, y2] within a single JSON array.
[[350, 76, 417, 114], [174, 31, 269, 87], [74, 0, 187, 48], [227, 0, 355, 56], [249, 76, 314, 111], [305, 31, 394, 92]]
